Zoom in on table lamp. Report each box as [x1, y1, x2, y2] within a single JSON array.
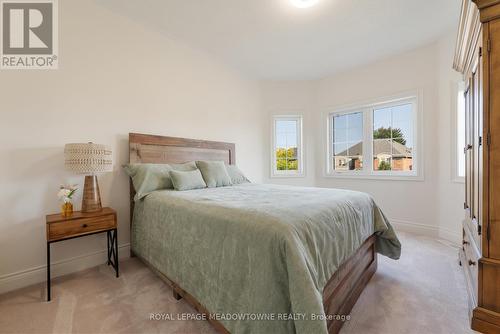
[[64, 143, 113, 213]]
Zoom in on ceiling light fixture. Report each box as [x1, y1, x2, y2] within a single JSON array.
[[290, 0, 319, 8]]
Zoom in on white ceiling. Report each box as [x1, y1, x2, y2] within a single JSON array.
[[100, 0, 461, 80]]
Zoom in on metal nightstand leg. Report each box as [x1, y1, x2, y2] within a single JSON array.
[[107, 230, 111, 265], [107, 229, 119, 277], [114, 229, 119, 277], [47, 242, 51, 302]]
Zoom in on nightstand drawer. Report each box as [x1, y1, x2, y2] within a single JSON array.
[[48, 214, 116, 241]]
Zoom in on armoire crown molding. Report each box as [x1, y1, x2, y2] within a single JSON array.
[[454, 0, 481, 73]]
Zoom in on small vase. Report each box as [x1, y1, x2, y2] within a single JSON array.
[[61, 202, 73, 217]]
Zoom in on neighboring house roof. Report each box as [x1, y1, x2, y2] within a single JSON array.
[[336, 138, 412, 158]]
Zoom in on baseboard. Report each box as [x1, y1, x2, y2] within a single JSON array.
[[390, 219, 439, 236], [0, 243, 130, 295], [438, 227, 462, 246], [390, 219, 460, 246]]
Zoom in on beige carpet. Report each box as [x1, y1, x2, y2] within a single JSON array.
[[0, 232, 474, 334]]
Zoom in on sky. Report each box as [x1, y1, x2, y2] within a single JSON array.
[[276, 120, 298, 148], [372, 104, 413, 148]]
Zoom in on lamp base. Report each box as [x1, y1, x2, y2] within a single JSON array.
[[82, 175, 102, 213]]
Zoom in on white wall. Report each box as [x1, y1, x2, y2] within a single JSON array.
[[436, 32, 466, 242], [261, 81, 316, 186], [0, 1, 264, 293], [262, 32, 464, 244]]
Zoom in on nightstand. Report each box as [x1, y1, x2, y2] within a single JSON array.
[[45, 207, 119, 301]]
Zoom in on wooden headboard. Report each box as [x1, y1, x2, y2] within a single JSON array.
[[128, 133, 236, 250], [129, 132, 236, 165]]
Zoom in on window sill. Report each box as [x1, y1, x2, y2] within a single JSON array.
[[323, 172, 424, 182], [452, 177, 465, 184], [271, 172, 305, 178]]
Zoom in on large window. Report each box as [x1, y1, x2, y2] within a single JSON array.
[[327, 95, 419, 179], [272, 115, 303, 176]]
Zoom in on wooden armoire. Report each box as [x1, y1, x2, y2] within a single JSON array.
[[454, 0, 500, 332]]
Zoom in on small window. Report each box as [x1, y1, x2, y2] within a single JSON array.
[[272, 115, 303, 176], [327, 95, 419, 179]]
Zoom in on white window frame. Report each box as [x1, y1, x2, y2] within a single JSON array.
[[271, 115, 304, 177], [324, 92, 423, 181], [451, 81, 466, 183]]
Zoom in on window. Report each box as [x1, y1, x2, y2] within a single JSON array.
[[372, 103, 413, 172], [272, 115, 303, 176], [327, 95, 419, 179], [332, 111, 363, 171], [456, 83, 466, 180]]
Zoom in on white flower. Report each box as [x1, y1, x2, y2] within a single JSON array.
[[57, 189, 70, 198], [58, 185, 78, 202]]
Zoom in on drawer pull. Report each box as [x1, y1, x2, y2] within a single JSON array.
[[469, 260, 476, 266], [463, 240, 469, 245], [82, 224, 88, 228]]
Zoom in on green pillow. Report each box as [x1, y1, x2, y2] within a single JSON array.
[[170, 169, 207, 191], [226, 165, 250, 184], [196, 161, 233, 188], [124, 162, 197, 199], [171, 161, 197, 171]]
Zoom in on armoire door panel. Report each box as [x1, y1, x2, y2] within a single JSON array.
[[487, 18, 500, 259], [473, 64, 480, 227], [482, 22, 490, 260], [465, 85, 473, 218], [478, 46, 484, 251]]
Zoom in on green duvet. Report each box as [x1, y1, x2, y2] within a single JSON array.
[[132, 183, 401, 334]]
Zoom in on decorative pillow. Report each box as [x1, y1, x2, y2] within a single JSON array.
[[195, 161, 233, 188], [123, 161, 197, 199], [123, 164, 173, 200], [169, 169, 207, 191], [171, 161, 197, 171], [226, 165, 250, 184]]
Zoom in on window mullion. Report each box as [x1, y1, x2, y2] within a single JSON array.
[[365, 107, 373, 175]]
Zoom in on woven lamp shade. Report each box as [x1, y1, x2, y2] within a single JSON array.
[[64, 143, 113, 174], [64, 143, 112, 213]]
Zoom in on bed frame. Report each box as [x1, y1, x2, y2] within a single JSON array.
[[128, 132, 377, 334]]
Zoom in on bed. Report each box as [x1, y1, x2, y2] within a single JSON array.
[[128, 132, 401, 334]]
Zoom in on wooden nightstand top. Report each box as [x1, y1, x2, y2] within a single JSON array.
[[46, 207, 116, 224]]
